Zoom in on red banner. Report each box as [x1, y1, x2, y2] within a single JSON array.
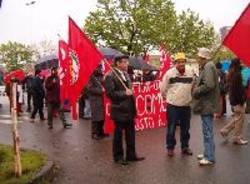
[[104, 80, 167, 133]]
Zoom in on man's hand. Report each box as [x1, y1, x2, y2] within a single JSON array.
[[125, 89, 133, 96]]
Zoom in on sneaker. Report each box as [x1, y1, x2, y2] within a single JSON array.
[[197, 154, 204, 160], [167, 149, 174, 157], [233, 139, 248, 145], [182, 148, 193, 156], [199, 158, 214, 166]]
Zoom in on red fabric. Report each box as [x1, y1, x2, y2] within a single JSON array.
[[223, 4, 250, 66], [4, 69, 25, 83], [104, 81, 167, 133], [143, 53, 150, 63], [156, 45, 172, 80], [68, 17, 104, 119], [58, 40, 70, 103]]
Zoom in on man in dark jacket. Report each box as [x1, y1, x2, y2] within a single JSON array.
[[45, 67, 72, 129], [192, 48, 220, 166], [30, 69, 45, 121], [24, 72, 34, 112], [104, 55, 145, 165]]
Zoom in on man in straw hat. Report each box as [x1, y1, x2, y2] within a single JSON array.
[[160, 52, 194, 157], [192, 47, 220, 166]]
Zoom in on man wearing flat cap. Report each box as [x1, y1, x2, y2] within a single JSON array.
[[160, 52, 194, 157], [192, 47, 219, 166], [104, 55, 145, 165]]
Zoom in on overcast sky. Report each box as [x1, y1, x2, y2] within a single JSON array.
[[0, 0, 249, 45]]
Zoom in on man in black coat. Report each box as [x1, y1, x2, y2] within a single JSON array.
[[24, 72, 34, 112], [104, 55, 145, 165], [30, 69, 45, 121]]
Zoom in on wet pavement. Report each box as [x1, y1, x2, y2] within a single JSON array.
[[0, 94, 250, 184]]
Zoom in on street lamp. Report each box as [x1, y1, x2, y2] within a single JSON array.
[[25, 1, 36, 6], [25, 1, 36, 44]]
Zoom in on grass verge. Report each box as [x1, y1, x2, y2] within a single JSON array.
[[0, 144, 47, 184]]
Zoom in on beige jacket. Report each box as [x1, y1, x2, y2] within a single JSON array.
[[160, 67, 193, 107]]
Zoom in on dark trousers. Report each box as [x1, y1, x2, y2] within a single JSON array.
[[47, 103, 66, 126], [27, 92, 32, 111], [92, 120, 104, 136], [113, 120, 136, 161], [31, 98, 44, 119], [166, 104, 191, 150]]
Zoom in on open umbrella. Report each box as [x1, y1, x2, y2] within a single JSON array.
[[99, 48, 123, 60], [4, 69, 25, 83], [129, 56, 157, 70]]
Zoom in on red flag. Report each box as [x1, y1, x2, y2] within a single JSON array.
[[58, 40, 70, 103], [223, 3, 250, 66], [143, 52, 150, 63], [157, 44, 172, 80], [68, 17, 104, 119]]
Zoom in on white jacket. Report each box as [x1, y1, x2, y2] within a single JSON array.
[[160, 67, 193, 107]]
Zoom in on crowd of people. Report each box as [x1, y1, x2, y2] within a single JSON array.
[[3, 47, 249, 166]]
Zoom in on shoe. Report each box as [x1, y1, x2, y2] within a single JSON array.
[[182, 148, 193, 156], [30, 118, 35, 123], [220, 129, 228, 137], [100, 133, 109, 138], [114, 159, 129, 166], [197, 154, 204, 160], [199, 158, 214, 166], [233, 139, 248, 145], [40, 118, 46, 121], [92, 134, 102, 140], [126, 157, 145, 162], [63, 123, 72, 129], [48, 125, 53, 129], [167, 149, 174, 157]]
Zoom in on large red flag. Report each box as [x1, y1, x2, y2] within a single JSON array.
[[157, 44, 172, 80], [58, 40, 70, 103], [223, 3, 250, 66], [68, 17, 104, 119]]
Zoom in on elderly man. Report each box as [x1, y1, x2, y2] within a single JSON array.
[[160, 52, 194, 157], [192, 48, 220, 166]]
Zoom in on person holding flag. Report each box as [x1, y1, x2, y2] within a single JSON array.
[[104, 55, 145, 165]]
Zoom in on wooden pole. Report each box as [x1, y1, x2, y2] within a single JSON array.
[[12, 82, 22, 177]]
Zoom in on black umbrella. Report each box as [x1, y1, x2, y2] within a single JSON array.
[[129, 56, 157, 70], [98, 48, 123, 60]]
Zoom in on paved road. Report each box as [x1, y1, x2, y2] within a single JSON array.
[[0, 94, 250, 184]]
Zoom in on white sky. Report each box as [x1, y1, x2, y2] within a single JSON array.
[[0, 0, 249, 45]]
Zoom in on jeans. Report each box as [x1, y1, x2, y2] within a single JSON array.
[[201, 114, 215, 162], [166, 104, 191, 150]]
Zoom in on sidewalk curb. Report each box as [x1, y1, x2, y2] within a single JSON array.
[[29, 160, 56, 184]]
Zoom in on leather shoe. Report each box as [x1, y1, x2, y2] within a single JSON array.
[[182, 148, 193, 156], [114, 159, 129, 165], [127, 157, 145, 162], [167, 149, 174, 157]]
